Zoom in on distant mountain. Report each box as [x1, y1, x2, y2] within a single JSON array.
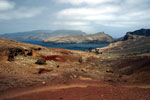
[[120, 29, 150, 41], [0, 30, 86, 41], [44, 32, 114, 44]]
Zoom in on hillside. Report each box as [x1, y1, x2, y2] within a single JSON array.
[[44, 32, 114, 43], [128, 29, 150, 36], [0, 30, 86, 41], [99, 37, 150, 55], [120, 29, 150, 41], [0, 37, 150, 100]]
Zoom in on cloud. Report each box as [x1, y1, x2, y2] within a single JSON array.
[[0, 7, 46, 20], [55, 0, 150, 28], [0, 0, 15, 11], [56, 0, 117, 5], [0, 0, 46, 20], [58, 6, 119, 16], [54, 21, 89, 26]]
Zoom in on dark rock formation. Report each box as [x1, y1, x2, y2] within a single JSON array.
[[128, 29, 150, 36], [35, 59, 46, 65], [27, 50, 33, 56], [0, 37, 44, 61], [120, 29, 150, 41], [8, 48, 25, 61]]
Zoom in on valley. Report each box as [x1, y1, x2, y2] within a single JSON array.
[[0, 29, 150, 100]]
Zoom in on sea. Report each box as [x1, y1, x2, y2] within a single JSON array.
[[20, 41, 109, 51]]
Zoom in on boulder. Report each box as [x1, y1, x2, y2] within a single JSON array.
[[8, 48, 25, 61], [27, 50, 33, 56], [35, 59, 46, 65]]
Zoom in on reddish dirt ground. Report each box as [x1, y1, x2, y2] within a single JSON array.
[[41, 55, 77, 62], [1, 80, 150, 100]]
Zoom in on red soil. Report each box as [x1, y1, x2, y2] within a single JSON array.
[[41, 55, 77, 62], [1, 80, 150, 100]]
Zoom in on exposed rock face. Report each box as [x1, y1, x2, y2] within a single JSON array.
[[128, 29, 150, 36], [98, 36, 150, 55], [8, 48, 25, 61], [120, 29, 150, 41], [0, 37, 43, 61], [44, 32, 114, 44]]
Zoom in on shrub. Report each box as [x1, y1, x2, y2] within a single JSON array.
[[88, 47, 93, 52], [35, 59, 46, 65], [56, 63, 60, 68], [78, 57, 83, 64], [94, 49, 102, 54]]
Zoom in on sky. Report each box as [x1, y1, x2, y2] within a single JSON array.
[[0, 0, 150, 38]]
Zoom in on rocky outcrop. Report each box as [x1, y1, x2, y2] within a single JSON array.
[[120, 29, 150, 41], [98, 36, 150, 55], [44, 32, 114, 44], [127, 29, 150, 36], [0, 37, 43, 61], [8, 48, 25, 61]]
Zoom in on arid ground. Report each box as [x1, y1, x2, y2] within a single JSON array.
[[0, 37, 150, 100]]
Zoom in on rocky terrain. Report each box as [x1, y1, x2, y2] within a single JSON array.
[[119, 28, 150, 41], [0, 30, 86, 41], [0, 31, 150, 100], [44, 32, 114, 44], [99, 29, 150, 55], [98, 37, 150, 55]]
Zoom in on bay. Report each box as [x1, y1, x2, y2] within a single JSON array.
[[20, 41, 109, 51]]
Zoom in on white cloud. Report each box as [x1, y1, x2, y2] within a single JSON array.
[[84, 15, 116, 21], [58, 6, 119, 16], [0, 0, 46, 20], [55, 0, 150, 28], [57, 6, 120, 22], [0, 7, 46, 20], [54, 21, 89, 26], [97, 21, 139, 27], [57, 0, 117, 5], [0, 0, 15, 11], [124, 0, 149, 5]]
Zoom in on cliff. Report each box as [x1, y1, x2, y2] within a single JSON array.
[[119, 29, 150, 41], [44, 32, 114, 44]]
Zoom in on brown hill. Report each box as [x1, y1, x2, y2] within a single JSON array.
[[99, 37, 150, 55], [0, 37, 150, 100], [44, 32, 114, 43]]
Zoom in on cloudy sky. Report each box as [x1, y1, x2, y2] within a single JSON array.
[[0, 0, 150, 37]]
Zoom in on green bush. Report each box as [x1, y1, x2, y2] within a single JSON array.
[[94, 49, 102, 54]]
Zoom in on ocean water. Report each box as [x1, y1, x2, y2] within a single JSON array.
[[20, 41, 109, 51]]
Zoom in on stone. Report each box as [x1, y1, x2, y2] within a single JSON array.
[[35, 59, 46, 65]]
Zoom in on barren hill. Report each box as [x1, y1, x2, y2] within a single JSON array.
[[99, 37, 150, 55], [44, 32, 114, 44], [0, 37, 150, 100]]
